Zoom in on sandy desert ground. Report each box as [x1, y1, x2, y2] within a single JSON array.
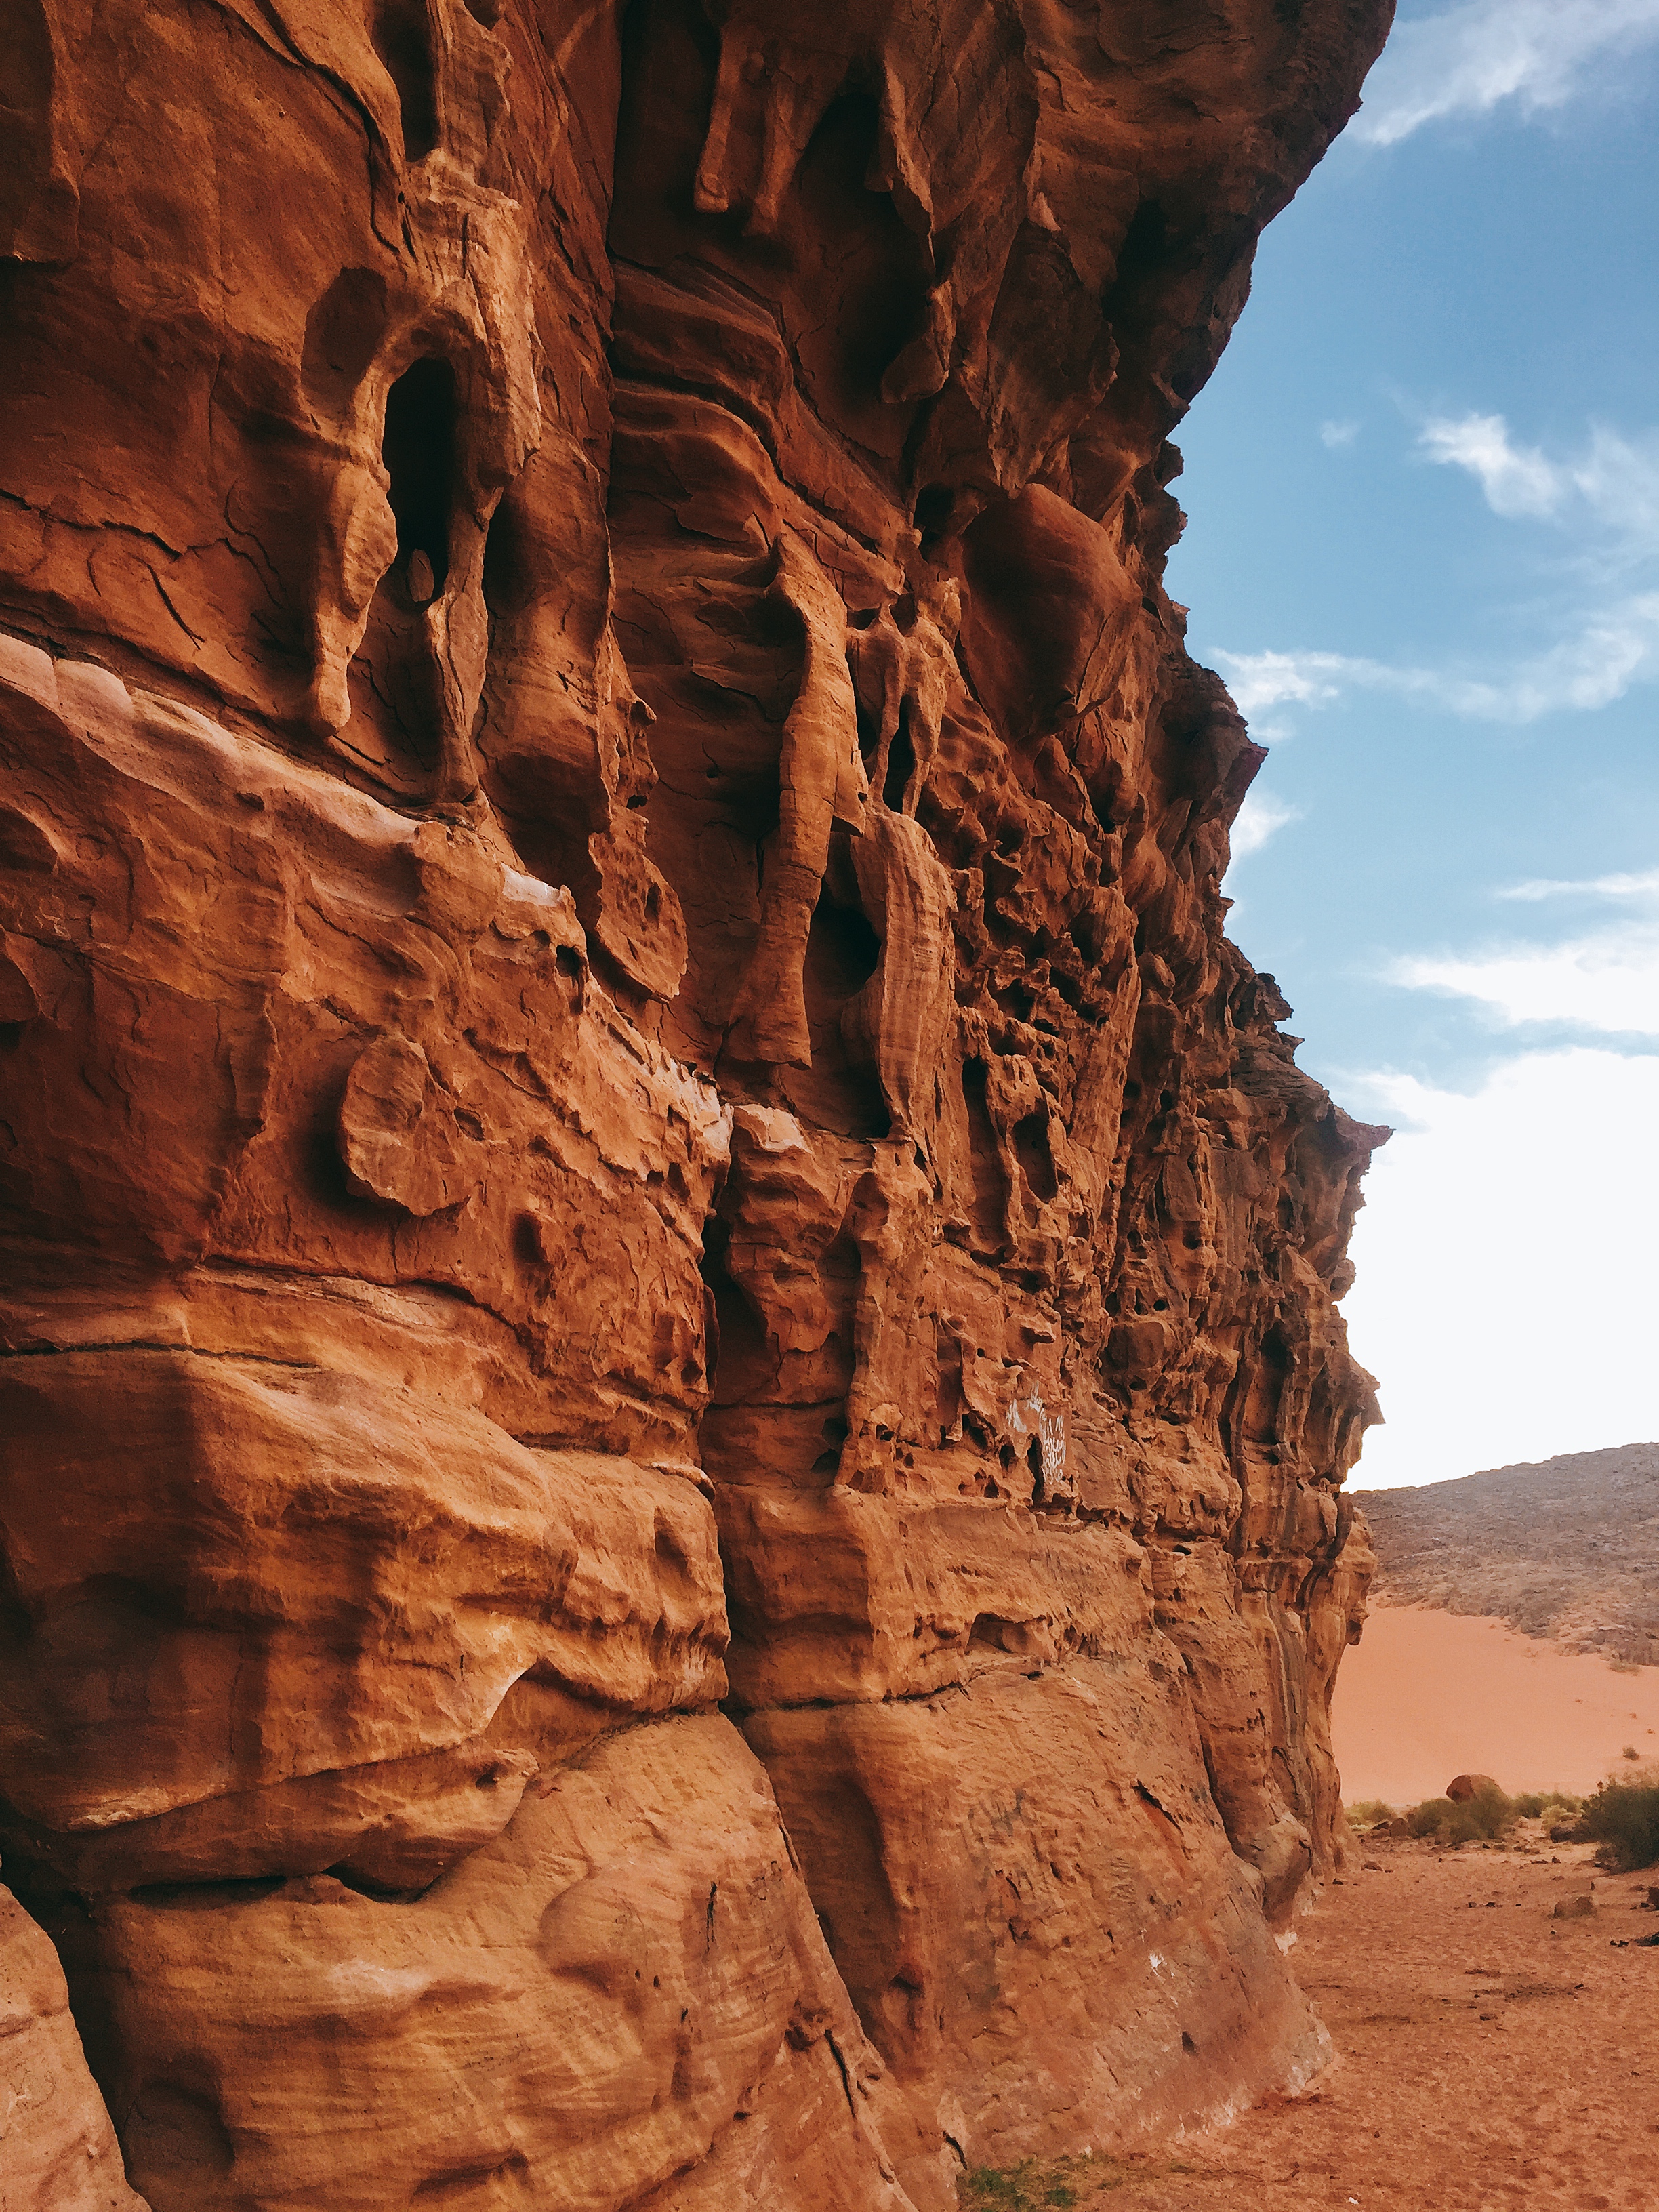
[[1331, 1605, 1659, 1806], [972, 1837, 1659, 2210]]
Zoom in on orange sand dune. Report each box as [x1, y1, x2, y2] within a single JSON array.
[[1333, 1603, 1659, 1805]]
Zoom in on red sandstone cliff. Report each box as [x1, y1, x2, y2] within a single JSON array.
[[0, 3, 1391, 2205]]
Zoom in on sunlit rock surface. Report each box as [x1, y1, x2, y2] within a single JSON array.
[[0, 1883, 150, 2212], [1, 1, 1391, 2203]]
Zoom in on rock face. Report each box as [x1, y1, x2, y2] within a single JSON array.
[[0, 1883, 150, 2212], [1357, 1444, 1659, 1666], [1, 1, 1391, 2204]]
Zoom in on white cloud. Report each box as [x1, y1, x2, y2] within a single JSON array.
[[1419, 412, 1563, 518], [1390, 929, 1659, 1034], [1218, 649, 1347, 716], [1565, 424, 1659, 556], [1355, 0, 1659, 148], [1387, 867, 1659, 1036], [1418, 412, 1659, 553], [1215, 591, 1659, 725], [1229, 791, 1303, 860], [1497, 867, 1659, 903], [1341, 1047, 1659, 1488], [1320, 419, 1361, 450], [1216, 409, 1659, 728]]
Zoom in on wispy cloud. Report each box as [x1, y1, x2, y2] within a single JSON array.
[[1229, 791, 1303, 859], [1497, 867, 1659, 903], [1386, 871, 1659, 1035], [1215, 592, 1659, 724], [1389, 931, 1659, 1034], [1419, 412, 1561, 518], [1214, 403, 1659, 728], [1355, 0, 1659, 148], [1221, 651, 1347, 717], [1320, 418, 1361, 450], [1418, 411, 1659, 554]]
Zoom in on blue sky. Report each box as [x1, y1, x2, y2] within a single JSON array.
[[1166, 0, 1659, 1486]]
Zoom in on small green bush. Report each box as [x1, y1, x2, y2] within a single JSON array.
[[1405, 1782, 1514, 1844], [1579, 1771, 1659, 1870], [1344, 1799, 1396, 1828], [1511, 1790, 1581, 1819], [960, 2158, 1086, 2209]]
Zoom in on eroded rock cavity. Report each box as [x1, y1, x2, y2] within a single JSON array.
[[0, 2, 1392, 2205]]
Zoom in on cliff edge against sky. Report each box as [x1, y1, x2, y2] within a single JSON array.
[[1, 2, 1393, 2205]]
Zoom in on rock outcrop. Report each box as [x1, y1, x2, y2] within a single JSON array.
[[1358, 1444, 1659, 1667], [1, 1, 1391, 2204], [0, 1883, 150, 2212]]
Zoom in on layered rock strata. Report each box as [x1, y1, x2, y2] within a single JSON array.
[[1, 1, 1391, 2205]]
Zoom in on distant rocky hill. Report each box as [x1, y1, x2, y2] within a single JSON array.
[[1354, 1443, 1659, 1666]]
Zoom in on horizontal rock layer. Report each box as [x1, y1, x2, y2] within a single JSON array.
[[1, 0, 1391, 2204]]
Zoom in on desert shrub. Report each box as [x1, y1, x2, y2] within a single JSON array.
[[1579, 1769, 1659, 1870], [1406, 1796, 1455, 1838], [960, 2158, 1107, 2208], [961, 2163, 1078, 2211], [1345, 1799, 1395, 1828], [960, 2154, 1191, 2207], [1511, 1790, 1580, 1818], [1405, 1783, 1514, 1843]]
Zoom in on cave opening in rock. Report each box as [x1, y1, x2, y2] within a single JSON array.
[[781, 890, 890, 1139], [382, 356, 456, 595], [1027, 1433, 1046, 1505], [962, 1057, 1010, 1255], [370, 0, 439, 165], [1014, 1107, 1057, 1204], [882, 701, 916, 813], [335, 357, 459, 792]]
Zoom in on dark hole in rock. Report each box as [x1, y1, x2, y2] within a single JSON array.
[[1013, 1108, 1057, 1202], [1027, 1433, 1045, 1503], [129, 1876, 286, 1909], [914, 483, 953, 535], [699, 1216, 773, 1404], [383, 357, 457, 589], [883, 702, 916, 811], [961, 1058, 1009, 1252], [371, 0, 439, 163]]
